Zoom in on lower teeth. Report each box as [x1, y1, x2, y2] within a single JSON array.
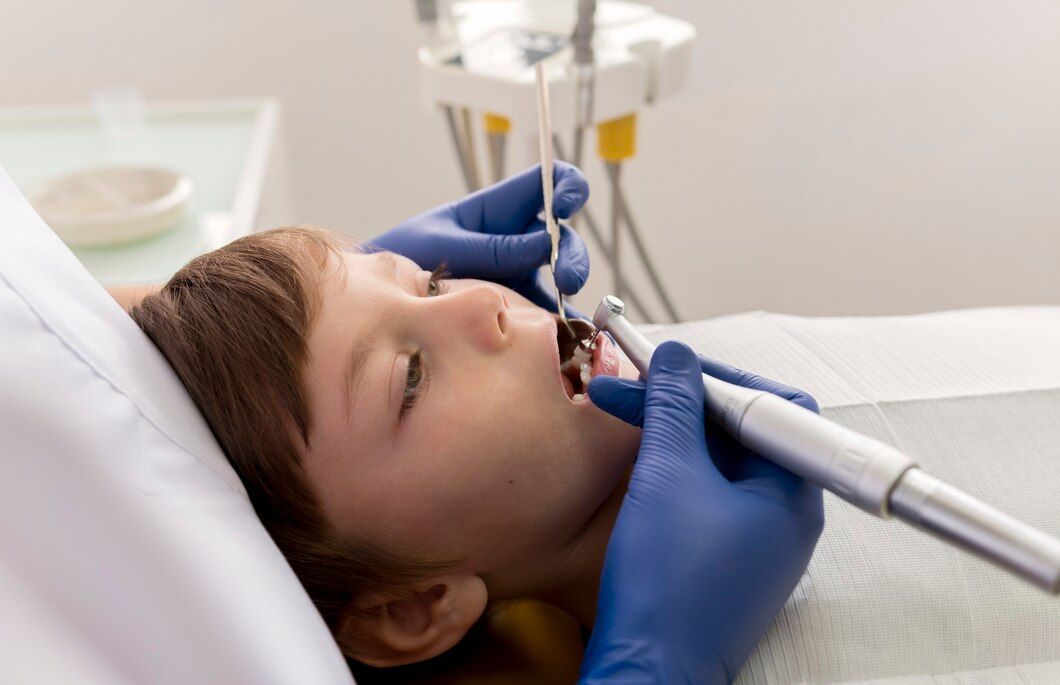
[[572, 393, 584, 401]]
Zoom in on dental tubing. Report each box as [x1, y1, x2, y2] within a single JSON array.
[[593, 295, 1060, 594]]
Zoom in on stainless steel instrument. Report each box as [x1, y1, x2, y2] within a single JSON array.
[[592, 294, 1060, 594], [535, 62, 575, 337]]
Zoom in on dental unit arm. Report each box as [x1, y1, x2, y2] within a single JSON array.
[[590, 295, 1060, 594]]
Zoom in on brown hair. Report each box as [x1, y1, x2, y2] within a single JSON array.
[[129, 227, 444, 650]]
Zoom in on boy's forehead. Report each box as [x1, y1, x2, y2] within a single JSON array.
[[315, 251, 419, 318], [336, 251, 415, 285], [307, 252, 408, 381]]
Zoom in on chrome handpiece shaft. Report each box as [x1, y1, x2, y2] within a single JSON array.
[[592, 295, 1060, 594]]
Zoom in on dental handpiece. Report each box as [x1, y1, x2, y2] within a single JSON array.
[[593, 295, 1060, 594]]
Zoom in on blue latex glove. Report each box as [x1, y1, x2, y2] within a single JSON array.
[[370, 162, 590, 315], [580, 343, 825, 684]]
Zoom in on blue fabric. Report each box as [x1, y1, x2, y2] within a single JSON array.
[[581, 344, 825, 683], [371, 162, 590, 315]]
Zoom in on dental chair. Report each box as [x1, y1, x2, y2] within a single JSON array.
[[2, 163, 1057, 684]]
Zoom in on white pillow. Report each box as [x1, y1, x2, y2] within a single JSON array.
[[0, 166, 353, 684]]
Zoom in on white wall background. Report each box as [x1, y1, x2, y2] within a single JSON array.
[[2, 0, 1058, 321]]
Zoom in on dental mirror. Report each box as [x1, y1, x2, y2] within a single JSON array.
[[557, 318, 596, 362]]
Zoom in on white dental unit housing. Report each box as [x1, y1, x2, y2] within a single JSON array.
[[416, 0, 695, 322], [417, 1, 694, 141]]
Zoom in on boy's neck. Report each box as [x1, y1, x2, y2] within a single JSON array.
[[533, 470, 630, 628]]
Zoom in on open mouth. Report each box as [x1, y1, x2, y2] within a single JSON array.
[[554, 316, 617, 402]]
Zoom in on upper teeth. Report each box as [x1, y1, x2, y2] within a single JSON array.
[[560, 345, 595, 397]]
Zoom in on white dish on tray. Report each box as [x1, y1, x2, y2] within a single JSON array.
[[27, 166, 193, 246]]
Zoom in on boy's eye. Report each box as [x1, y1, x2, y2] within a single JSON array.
[[426, 264, 449, 297], [400, 350, 428, 419], [406, 352, 423, 393]]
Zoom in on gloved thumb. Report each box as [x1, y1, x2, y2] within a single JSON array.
[[589, 342, 707, 435], [587, 376, 646, 427]]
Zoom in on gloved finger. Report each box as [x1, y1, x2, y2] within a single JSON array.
[[587, 376, 646, 427], [452, 165, 541, 235], [641, 342, 709, 472], [551, 161, 590, 219], [520, 219, 589, 294], [698, 355, 819, 414], [554, 223, 590, 295], [441, 229, 552, 279], [452, 162, 588, 235], [732, 452, 824, 517], [711, 425, 821, 517]]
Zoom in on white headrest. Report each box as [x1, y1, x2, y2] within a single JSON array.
[[0, 166, 353, 684]]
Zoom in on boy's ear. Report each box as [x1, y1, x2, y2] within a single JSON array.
[[335, 574, 488, 667]]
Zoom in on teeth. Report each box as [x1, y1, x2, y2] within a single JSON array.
[[561, 341, 596, 402]]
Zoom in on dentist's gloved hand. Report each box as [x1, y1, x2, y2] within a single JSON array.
[[580, 343, 824, 684], [370, 162, 590, 315]]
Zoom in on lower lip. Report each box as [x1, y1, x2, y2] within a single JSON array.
[[591, 333, 619, 379]]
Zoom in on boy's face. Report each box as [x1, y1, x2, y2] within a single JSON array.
[[299, 251, 639, 594]]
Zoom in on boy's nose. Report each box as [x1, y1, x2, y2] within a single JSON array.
[[432, 284, 509, 353]]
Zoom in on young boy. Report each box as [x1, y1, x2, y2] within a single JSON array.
[[121, 226, 641, 682]]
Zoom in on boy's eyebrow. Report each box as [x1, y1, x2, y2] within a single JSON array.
[[377, 252, 401, 284], [344, 335, 374, 421]]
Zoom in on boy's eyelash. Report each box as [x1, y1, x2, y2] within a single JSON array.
[[428, 264, 450, 296], [400, 350, 430, 419]]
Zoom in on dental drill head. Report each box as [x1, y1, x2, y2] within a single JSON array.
[[592, 294, 624, 329]]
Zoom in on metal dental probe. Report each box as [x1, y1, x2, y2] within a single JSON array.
[[535, 62, 575, 338], [591, 295, 1060, 594]]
